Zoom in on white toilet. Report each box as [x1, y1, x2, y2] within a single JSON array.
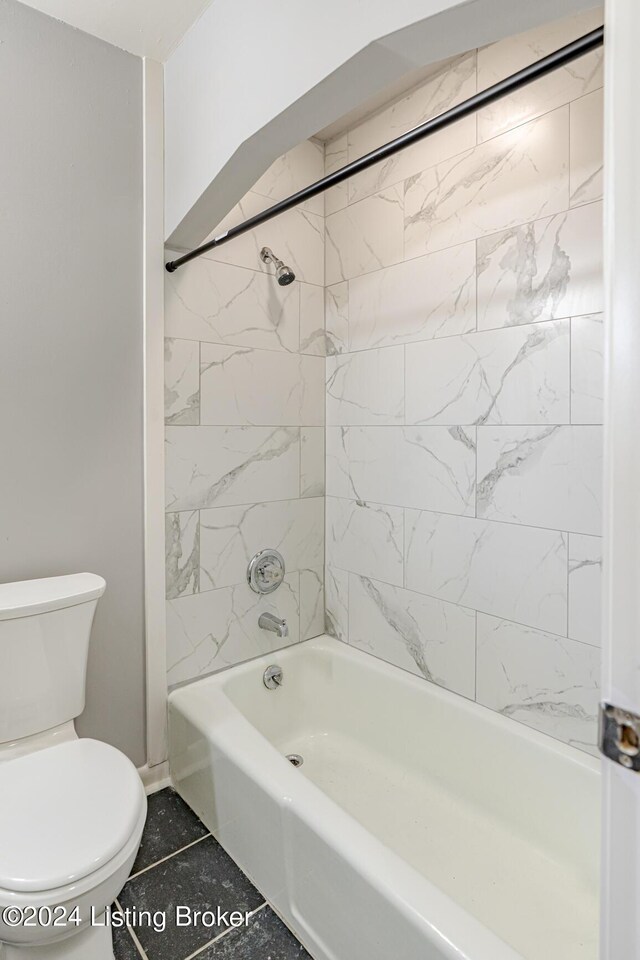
[[0, 574, 147, 960]]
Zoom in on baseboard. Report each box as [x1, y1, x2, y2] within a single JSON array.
[[137, 760, 172, 794]]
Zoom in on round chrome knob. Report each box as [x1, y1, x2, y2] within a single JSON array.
[[247, 548, 285, 594]]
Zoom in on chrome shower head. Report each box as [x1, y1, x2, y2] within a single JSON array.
[[260, 246, 296, 286]]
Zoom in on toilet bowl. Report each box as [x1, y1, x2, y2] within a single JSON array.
[[0, 574, 148, 959]]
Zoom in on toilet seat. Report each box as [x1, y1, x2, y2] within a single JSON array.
[[0, 738, 146, 893]]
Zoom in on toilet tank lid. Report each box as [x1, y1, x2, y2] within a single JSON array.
[[0, 573, 106, 621]]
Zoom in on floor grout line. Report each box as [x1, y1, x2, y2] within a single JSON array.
[[116, 898, 150, 960], [180, 903, 268, 960], [128, 833, 212, 881]]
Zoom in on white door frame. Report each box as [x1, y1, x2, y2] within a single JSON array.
[[601, 1, 640, 955]]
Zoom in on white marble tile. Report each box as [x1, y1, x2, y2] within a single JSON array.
[[165, 511, 199, 599], [165, 256, 299, 352], [571, 313, 604, 424], [325, 282, 349, 355], [200, 497, 324, 590], [252, 139, 325, 216], [476, 614, 600, 753], [300, 283, 326, 356], [166, 574, 300, 686], [404, 108, 569, 259], [347, 53, 477, 205], [165, 338, 200, 425], [348, 242, 476, 351], [570, 89, 603, 207], [326, 496, 404, 586], [199, 343, 324, 426], [326, 426, 476, 516], [568, 533, 602, 647], [476, 10, 603, 141], [165, 426, 300, 511], [326, 346, 404, 425], [300, 426, 325, 498], [405, 510, 568, 635], [325, 185, 404, 284], [477, 202, 603, 331], [203, 190, 325, 286], [325, 564, 349, 641], [477, 425, 602, 535], [301, 566, 325, 640], [325, 134, 348, 216], [348, 574, 476, 697], [406, 319, 569, 426]]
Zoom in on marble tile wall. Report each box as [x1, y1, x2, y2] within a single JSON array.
[[323, 9, 604, 756], [164, 141, 326, 687]]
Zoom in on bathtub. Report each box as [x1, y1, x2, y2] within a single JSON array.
[[168, 635, 600, 960]]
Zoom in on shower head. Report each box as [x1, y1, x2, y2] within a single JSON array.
[[260, 247, 296, 286]]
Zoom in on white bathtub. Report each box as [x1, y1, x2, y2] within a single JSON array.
[[168, 635, 600, 960]]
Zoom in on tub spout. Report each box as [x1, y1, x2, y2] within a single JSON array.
[[258, 612, 289, 638]]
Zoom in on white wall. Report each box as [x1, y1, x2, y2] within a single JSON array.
[[165, 0, 597, 249], [163, 143, 326, 687], [323, 9, 605, 757]]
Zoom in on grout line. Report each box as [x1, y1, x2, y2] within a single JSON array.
[[115, 899, 149, 960], [127, 833, 211, 881], [181, 903, 268, 960]]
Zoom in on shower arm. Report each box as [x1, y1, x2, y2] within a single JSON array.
[[165, 25, 603, 274]]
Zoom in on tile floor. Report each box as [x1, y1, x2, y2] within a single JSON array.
[[113, 787, 311, 960]]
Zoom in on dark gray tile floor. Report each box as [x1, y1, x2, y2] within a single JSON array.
[[114, 787, 312, 960]]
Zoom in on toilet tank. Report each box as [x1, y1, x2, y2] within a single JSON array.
[[0, 574, 106, 744]]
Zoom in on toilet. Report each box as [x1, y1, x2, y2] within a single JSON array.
[[0, 574, 147, 960]]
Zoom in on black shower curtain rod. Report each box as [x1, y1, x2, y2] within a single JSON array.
[[166, 25, 603, 273]]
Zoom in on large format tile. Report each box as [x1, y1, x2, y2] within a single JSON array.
[[300, 566, 325, 640], [325, 565, 349, 641], [404, 108, 569, 258], [476, 425, 602, 535], [197, 907, 311, 959], [477, 202, 603, 331], [200, 344, 324, 426], [119, 836, 263, 960], [299, 283, 326, 356], [165, 511, 199, 599], [325, 282, 349, 355], [476, 9, 603, 141], [252, 139, 324, 216], [300, 427, 325, 498], [570, 89, 603, 207], [204, 191, 324, 286], [200, 498, 324, 591], [405, 510, 568, 635], [476, 614, 600, 753], [324, 134, 348, 216], [348, 574, 476, 697], [165, 426, 300, 511], [165, 257, 299, 353], [113, 924, 141, 960], [131, 788, 209, 876], [166, 576, 300, 686], [326, 347, 404, 425], [571, 313, 604, 424], [347, 53, 477, 205], [326, 497, 404, 586], [326, 426, 476, 516], [348, 242, 476, 351], [165, 339, 199, 426], [406, 319, 569, 425], [325, 186, 404, 284], [568, 533, 602, 647]]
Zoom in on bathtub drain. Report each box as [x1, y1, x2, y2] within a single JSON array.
[[286, 753, 304, 767]]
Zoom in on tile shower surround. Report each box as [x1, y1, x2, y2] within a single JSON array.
[[165, 9, 604, 756], [323, 7, 604, 757]]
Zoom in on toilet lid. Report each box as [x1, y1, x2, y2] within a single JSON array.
[[0, 738, 145, 892]]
